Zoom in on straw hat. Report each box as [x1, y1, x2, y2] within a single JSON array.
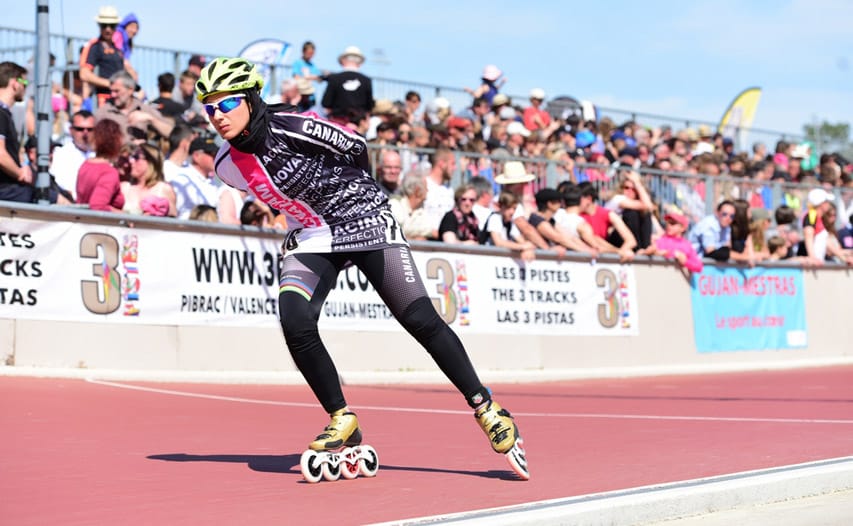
[[95, 6, 120, 24], [338, 46, 365, 65], [495, 161, 535, 185]]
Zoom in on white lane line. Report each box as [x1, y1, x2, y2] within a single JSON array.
[[85, 379, 853, 425]]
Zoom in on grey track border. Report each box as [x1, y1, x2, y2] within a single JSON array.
[[367, 457, 853, 526]]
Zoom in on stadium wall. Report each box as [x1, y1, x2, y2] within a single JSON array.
[[0, 204, 850, 383]]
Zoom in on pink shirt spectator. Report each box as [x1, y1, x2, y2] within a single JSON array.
[[76, 160, 125, 212], [653, 233, 704, 272]]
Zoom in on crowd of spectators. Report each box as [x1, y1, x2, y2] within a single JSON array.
[[1, 6, 851, 266]]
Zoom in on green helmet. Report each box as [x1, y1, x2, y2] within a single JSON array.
[[195, 57, 264, 102]]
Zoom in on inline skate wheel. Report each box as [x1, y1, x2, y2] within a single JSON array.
[[358, 445, 379, 477], [506, 438, 529, 480], [321, 452, 341, 481], [340, 447, 360, 480], [300, 450, 324, 484]]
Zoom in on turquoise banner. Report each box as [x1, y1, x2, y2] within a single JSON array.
[[691, 266, 807, 352]]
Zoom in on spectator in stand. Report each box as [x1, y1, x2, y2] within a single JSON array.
[[113, 13, 138, 59], [766, 235, 788, 261], [76, 118, 124, 212], [388, 172, 431, 240], [837, 211, 853, 251], [578, 181, 636, 261], [796, 188, 834, 265], [162, 124, 196, 182], [375, 149, 402, 196], [555, 182, 611, 255], [403, 91, 422, 125], [50, 109, 95, 199], [112, 13, 139, 81], [240, 200, 275, 228], [0, 62, 34, 203], [396, 121, 419, 173], [187, 55, 206, 76], [469, 175, 495, 227], [322, 46, 373, 124], [173, 70, 205, 128], [479, 191, 537, 261], [189, 204, 218, 222], [22, 135, 72, 203], [729, 199, 758, 267], [267, 78, 301, 106], [170, 136, 219, 219], [217, 184, 246, 226], [421, 148, 457, 239], [529, 188, 598, 257], [604, 169, 656, 250], [822, 203, 853, 265], [120, 142, 176, 217], [438, 183, 480, 245], [464, 65, 505, 105], [748, 207, 772, 261], [688, 200, 735, 261], [505, 121, 529, 157], [456, 97, 491, 141], [522, 88, 551, 133], [371, 120, 398, 147], [79, 6, 135, 108], [639, 211, 703, 273], [291, 41, 327, 111], [423, 96, 452, 130], [752, 142, 768, 163], [96, 71, 175, 142], [150, 72, 185, 120], [495, 161, 550, 251], [764, 204, 800, 260]]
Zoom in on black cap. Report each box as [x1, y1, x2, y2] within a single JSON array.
[[190, 137, 218, 155], [535, 188, 564, 208], [189, 54, 206, 68]]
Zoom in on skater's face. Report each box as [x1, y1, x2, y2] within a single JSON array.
[[204, 92, 250, 141]]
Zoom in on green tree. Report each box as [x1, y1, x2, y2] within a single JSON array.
[[803, 121, 851, 156]]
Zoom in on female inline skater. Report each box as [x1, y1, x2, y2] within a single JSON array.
[[195, 57, 528, 481]]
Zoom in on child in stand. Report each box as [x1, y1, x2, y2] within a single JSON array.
[[766, 236, 789, 261], [640, 212, 704, 273]]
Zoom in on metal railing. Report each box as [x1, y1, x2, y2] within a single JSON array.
[[1, 25, 806, 149], [365, 143, 851, 228]]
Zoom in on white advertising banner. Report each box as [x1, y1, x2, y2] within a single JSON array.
[[1, 218, 639, 335]]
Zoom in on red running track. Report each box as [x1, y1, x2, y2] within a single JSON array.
[[2, 366, 853, 525]]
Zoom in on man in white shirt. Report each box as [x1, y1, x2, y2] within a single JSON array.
[[170, 136, 219, 219], [469, 175, 495, 227], [51, 110, 95, 199], [163, 124, 196, 182], [421, 148, 457, 239]]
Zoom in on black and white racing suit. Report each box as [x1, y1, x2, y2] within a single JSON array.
[[214, 110, 489, 413]]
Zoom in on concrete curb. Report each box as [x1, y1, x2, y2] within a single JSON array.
[[367, 457, 853, 525], [2, 357, 853, 385]]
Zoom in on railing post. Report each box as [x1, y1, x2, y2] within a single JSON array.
[[704, 174, 715, 216]]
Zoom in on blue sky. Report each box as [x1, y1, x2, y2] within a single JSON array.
[[6, 0, 853, 138]]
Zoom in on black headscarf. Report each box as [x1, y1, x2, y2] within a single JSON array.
[[227, 89, 297, 153]]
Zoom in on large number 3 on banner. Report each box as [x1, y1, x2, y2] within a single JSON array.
[[79, 233, 121, 314], [425, 258, 457, 325], [595, 268, 619, 328]]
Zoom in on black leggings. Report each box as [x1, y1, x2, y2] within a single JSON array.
[[278, 245, 489, 413]]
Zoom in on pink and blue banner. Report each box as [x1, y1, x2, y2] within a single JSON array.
[[691, 266, 807, 352]]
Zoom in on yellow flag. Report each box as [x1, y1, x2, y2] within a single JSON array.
[[718, 87, 762, 140]]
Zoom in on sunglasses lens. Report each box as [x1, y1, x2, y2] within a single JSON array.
[[220, 97, 242, 112], [204, 96, 243, 117]]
